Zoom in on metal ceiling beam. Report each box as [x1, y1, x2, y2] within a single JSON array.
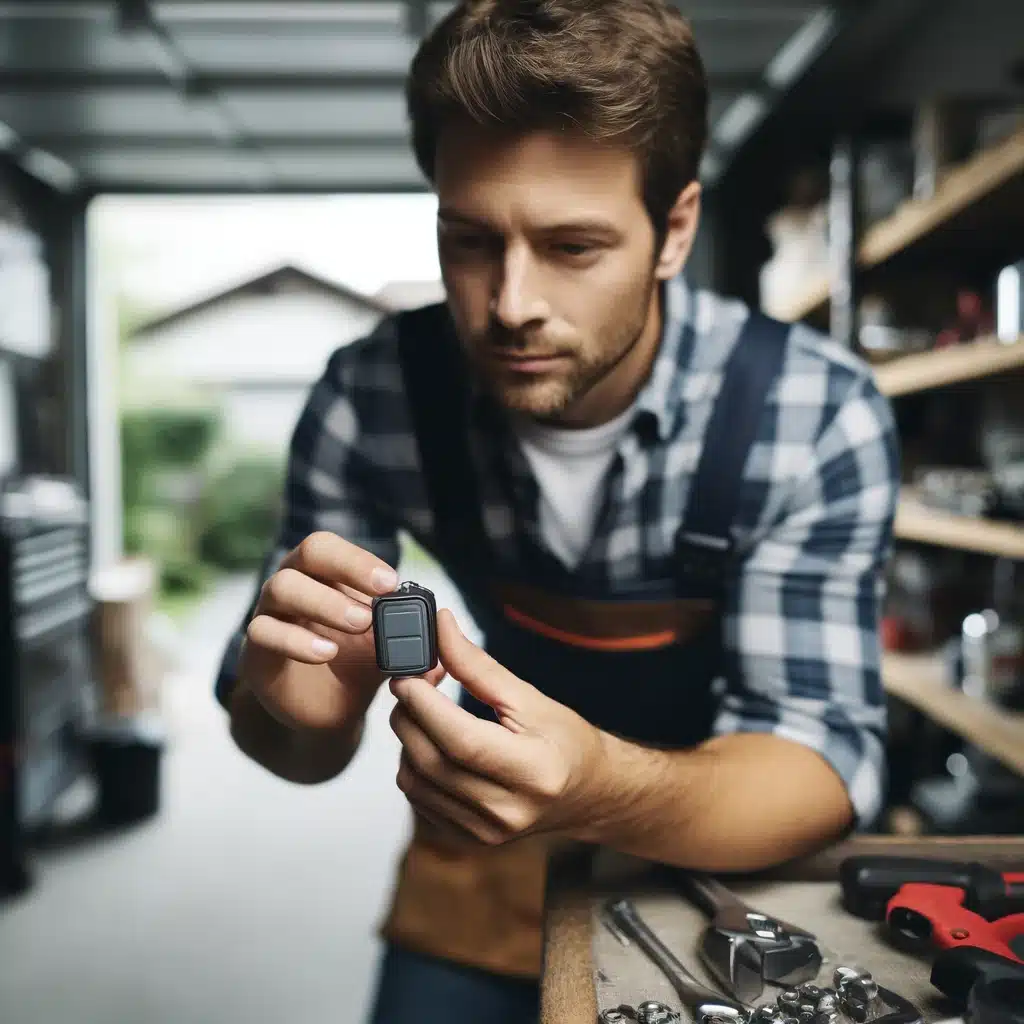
[[0, 69, 762, 92], [404, 0, 428, 37], [0, 0, 816, 17], [700, 5, 847, 184], [106, 0, 280, 185], [33, 134, 415, 152], [84, 182, 431, 197], [0, 117, 81, 191]]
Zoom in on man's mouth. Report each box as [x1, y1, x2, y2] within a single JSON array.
[[490, 351, 567, 373]]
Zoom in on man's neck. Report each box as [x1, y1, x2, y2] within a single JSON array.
[[553, 281, 665, 429]]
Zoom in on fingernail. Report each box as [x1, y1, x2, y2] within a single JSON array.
[[345, 604, 372, 629], [372, 567, 399, 593], [311, 637, 338, 658]]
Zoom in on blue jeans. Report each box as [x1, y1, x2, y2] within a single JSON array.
[[367, 942, 540, 1024]]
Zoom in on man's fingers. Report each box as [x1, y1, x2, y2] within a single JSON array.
[[283, 531, 398, 597], [408, 805, 483, 847], [396, 756, 506, 846], [337, 583, 374, 607], [436, 609, 531, 713], [390, 675, 521, 782], [390, 702, 508, 808], [422, 662, 448, 687], [246, 614, 340, 664], [242, 636, 360, 730], [258, 567, 375, 635]]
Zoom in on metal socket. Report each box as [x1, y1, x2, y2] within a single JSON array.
[[777, 991, 803, 1014], [636, 1001, 681, 1024], [838, 995, 869, 1024], [815, 993, 838, 1014], [696, 1009, 750, 1024]]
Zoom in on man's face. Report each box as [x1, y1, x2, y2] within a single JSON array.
[[434, 125, 672, 426]]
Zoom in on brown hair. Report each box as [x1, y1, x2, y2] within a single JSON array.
[[406, 0, 708, 240]]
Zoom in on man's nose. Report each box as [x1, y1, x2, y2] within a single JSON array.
[[492, 245, 548, 329]]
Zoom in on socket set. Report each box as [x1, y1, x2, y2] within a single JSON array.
[[599, 966, 923, 1024]]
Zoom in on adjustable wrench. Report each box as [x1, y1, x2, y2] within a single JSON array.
[[678, 872, 823, 1003], [603, 897, 749, 1018]]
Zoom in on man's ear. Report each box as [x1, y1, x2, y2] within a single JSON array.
[[655, 181, 702, 281]]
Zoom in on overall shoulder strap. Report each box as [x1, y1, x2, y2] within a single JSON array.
[[394, 304, 492, 575], [675, 310, 790, 589]]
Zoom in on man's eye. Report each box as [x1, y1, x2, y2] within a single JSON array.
[[555, 242, 595, 257]]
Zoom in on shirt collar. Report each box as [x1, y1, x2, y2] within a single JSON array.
[[631, 271, 695, 442]]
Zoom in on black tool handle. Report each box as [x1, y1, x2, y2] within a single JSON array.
[[839, 856, 1024, 922], [931, 946, 1024, 1007], [969, 977, 1024, 1024], [679, 872, 750, 920]]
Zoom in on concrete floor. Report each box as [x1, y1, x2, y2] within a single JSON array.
[[0, 558, 478, 1024]]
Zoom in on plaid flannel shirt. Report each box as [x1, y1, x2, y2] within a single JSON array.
[[216, 274, 900, 827]]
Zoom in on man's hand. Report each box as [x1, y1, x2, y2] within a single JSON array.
[[243, 531, 400, 732], [231, 531, 447, 785], [389, 608, 605, 845], [390, 609, 854, 871]]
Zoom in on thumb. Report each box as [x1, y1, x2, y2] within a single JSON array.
[[422, 662, 448, 688], [436, 608, 532, 711]]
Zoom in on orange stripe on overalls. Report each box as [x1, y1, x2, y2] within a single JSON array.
[[501, 605, 678, 651]]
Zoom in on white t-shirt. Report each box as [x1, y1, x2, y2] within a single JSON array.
[[512, 405, 635, 570]]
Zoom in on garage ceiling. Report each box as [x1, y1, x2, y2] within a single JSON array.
[[0, 0, 842, 194]]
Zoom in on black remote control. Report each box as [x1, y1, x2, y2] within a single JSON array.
[[371, 581, 439, 677]]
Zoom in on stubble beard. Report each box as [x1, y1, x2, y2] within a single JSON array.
[[478, 275, 658, 423]]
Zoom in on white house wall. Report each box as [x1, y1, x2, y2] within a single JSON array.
[[126, 289, 386, 388], [222, 386, 311, 453]]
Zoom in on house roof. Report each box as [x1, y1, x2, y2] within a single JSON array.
[[131, 262, 391, 339], [374, 279, 446, 311]]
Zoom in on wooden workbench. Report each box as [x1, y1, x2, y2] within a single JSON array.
[[540, 837, 1024, 1024]]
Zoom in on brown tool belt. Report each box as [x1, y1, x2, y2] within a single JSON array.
[[379, 814, 595, 979]]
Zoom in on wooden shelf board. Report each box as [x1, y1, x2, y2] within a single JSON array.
[[894, 497, 1024, 560], [775, 276, 830, 324], [776, 127, 1024, 324], [861, 127, 1024, 268], [874, 335, 1024, 397], [883, 651, 1024, 778]]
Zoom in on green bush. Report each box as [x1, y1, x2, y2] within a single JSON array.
[[121, 407, 221, 510], [197, 455, 285, 571], [160, 557, 210, 597], [123, 505, 188, 559]]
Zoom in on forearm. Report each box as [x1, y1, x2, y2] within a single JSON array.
[[228, 670, 365, 786], [575, 731, 854, 873]]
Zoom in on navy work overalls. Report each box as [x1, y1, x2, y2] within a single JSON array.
[[379, 298, 789, 980]]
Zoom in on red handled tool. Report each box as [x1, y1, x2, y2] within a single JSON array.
[[886, 882, 1024, 963], [839, 855, 1024, 1019]]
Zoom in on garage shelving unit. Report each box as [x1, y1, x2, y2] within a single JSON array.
[[761, 104, 1024, 783]]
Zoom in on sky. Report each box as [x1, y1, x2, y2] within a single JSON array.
[[90, 193, 442, 317]]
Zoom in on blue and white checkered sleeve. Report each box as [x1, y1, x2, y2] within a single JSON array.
[[714, 371, 901, 828], [214, 335, 403, 710]]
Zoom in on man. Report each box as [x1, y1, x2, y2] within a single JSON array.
[[215, 2, 900, 1021]]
